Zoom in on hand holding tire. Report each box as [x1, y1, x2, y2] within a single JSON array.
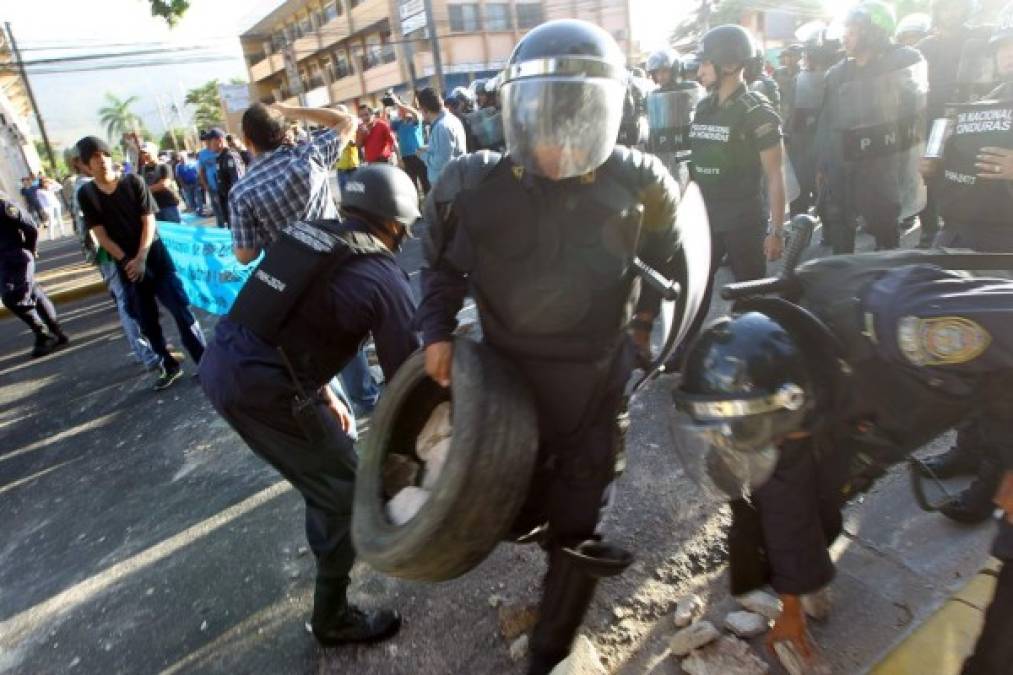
[[424, 341, 453, 388]]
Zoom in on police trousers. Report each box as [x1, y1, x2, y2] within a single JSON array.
[[1, 249, 59, 335]]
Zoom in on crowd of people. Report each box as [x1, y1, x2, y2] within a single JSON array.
[[3, 2, 1013, 674]]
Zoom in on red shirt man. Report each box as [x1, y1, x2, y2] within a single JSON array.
[[356, 104, 395, 163]]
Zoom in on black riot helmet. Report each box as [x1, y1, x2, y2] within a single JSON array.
[[932, 0, 977, 30], [670, 312, 824, 501], [698, 24, 756, 69], [340, 163, 421, 232], [500, 19, 627, 180]]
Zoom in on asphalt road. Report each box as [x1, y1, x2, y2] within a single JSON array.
[[0, 221, 997, 674]]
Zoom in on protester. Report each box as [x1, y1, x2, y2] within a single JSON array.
[[174, 151, 202, 214], [139, 142, 182, 223], [400, 87, 466, 185], [390, 94, 430, 196], [65, 145, 163, 371], [75, 135, 206, 390], [356, 104, 396, 164], [36, 177, 66, 239], [1, 192, 67, 357], [197, 130, 224, 226], [20, 176, 44, 225], [226, 133, 253, 168], [228, 102, 381, 415], [333, 104, 360, 192]]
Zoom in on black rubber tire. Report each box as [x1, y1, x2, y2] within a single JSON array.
[[352, 337, 539, 581]]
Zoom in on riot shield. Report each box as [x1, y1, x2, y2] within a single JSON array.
[[792, 70, 825, 112], [787, 71, 825, 192], [464, 107, 505, 150], [955, 38, 998, 101], [647, 87, 702, 159], [836, 61, 928, 220]]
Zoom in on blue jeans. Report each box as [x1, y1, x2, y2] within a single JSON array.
[[100, 259, 160, 368], [121, 240, 206, 369], [338, 349, 379, 415], [181, 184, 201, 212], [156, 205, 181, 223]]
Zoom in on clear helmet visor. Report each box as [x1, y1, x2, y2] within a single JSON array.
[[501, 76, 625, 180], [668, 408, 781, 504]]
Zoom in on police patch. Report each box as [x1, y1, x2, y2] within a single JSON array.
[[897, 315, 991, 366], [5, 202, 18, 219]]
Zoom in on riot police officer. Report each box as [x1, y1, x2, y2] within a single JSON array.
[[816, 1, 927, 254], [789, 26, 843, 219], [913, 0, 991, 247], [773, 44, 802, 122], [687, 24, 787, 338], [198, 164, 421, 647], [673, 249, 1013, 673], [416, 19, 704, 674], [0, 194, 67, 357], [913, 7, 1013, 523], [646, 49, 706, 180], [746, 46, 781, 109]]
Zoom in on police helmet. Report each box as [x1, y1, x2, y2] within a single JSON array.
[[670, 312, 821, 501], [896, 13, 932, 42], [991, 2, 1013, 50], [340, 164, 421, 228], [846, 1, 899, 40], [680, 53, 701, 80], [932, 0, 977, 28], [500, 19, 627, 180], [450, 86, 475, 110], [698, 24, 756, 69], [646, 48, 678, 74]]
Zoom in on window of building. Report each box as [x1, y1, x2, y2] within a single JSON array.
[[516, 2, 543, 29], [323, 0, 340, 22], [484, 3, 512, 31], [448, 3, 480, 32], [350, 0, 363, 8], [333, 50, 352, 79], [271, 31, 286, 51]]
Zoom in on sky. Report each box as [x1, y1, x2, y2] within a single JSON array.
[[6, 0, 686, 152]]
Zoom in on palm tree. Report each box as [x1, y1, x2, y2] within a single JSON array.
[[98, 93, 143, 142]]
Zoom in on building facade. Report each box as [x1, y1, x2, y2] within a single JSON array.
[[0, 27, 42, 205], [239, 0, 634, 111]]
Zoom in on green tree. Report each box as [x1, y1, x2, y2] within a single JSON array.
[[185, 79, 225, 131], [146, 0, 190, 27], [34, 139, 66, 177], [98, 93, 144, 142], [160, 127, 191, 151]]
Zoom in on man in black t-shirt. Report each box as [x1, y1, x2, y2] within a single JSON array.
[[75, 135, 205, 390], [139, 142, 181, 223]]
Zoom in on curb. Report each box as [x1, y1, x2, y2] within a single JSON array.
[[0, 278, 108, 319], [870, 558, 1001, 675]]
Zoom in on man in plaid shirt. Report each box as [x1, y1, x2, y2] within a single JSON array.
[[228, 103, 382, 415]]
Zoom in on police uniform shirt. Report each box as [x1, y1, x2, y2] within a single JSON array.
[[689, 84, 782, 231], [216, 149, 245, 200], [1, 196, 39, 254]]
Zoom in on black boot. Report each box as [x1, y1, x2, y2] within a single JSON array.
[[917, 445, 980, 480], [310, 575, 401, 647], [528, 541, 632, 675], [31, 331, 57, 358], [940, 464, 1002, 525]]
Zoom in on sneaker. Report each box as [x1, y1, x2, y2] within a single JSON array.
[[153, 365, 183, 391]]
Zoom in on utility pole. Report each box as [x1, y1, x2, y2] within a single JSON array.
[[422, 0, 445, 94], [4, 22, 57, 172]]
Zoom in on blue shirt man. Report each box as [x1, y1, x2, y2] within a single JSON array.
[[399, 87, 466, 184], [391, 115, 424, 157], [197, 130, 224, 226]]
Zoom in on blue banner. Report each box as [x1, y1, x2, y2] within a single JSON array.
[[156, 219, 261, 315]]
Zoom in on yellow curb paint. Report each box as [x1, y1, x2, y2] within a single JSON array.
[[872, 561, 1001, 675], [0, 280, 107, 319]]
